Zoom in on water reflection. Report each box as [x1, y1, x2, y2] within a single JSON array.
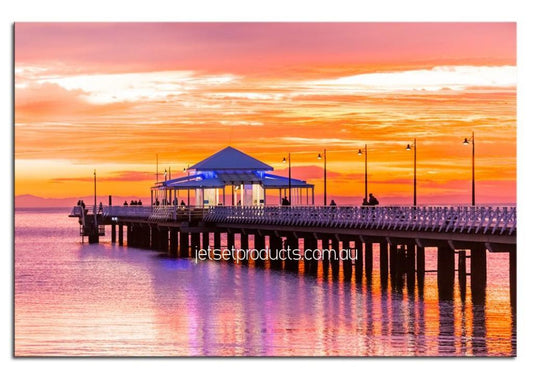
[[15, 210, 516, 356]]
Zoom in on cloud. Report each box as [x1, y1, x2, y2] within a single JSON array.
[[37, 70, 239, 104], [302, 66, 516, 94]]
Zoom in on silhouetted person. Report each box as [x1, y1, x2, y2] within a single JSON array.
[[330, 199, 337, 207], [98, 202, 103, 213], [155, 198, 160, 206], [180, 200, 186, 207], [368, 193, 379, 206], [138, 199, 142, 206], [362, 197, 369, 206], [123, 201, 128, 206], [173, 197, 178, 206], [281, 196, 290, 206], [81, 200, 86, 209], [237, 200, 241, 206]]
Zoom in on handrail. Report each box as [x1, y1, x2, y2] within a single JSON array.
[[202, 205, 517, 236], [72, 204, 517, 236]]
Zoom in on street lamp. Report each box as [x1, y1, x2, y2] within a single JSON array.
[[405, 139, 417, 206], [463, 131, 475, 206], [358, 144, 368, 203], [282, 153, 292, 205], [317, 149, 327, 206]]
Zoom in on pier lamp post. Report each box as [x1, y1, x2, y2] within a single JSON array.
[[93, 169, 97, 213], [282, 154, 292, 205], [463, 131, 475, 206], [405, 139, 417, 206], [317, 149, 327, 206], [357, 144, 368, 202]]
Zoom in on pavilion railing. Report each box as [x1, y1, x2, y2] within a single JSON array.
[[203, 206, 517, 236]]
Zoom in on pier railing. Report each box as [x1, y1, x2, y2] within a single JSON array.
[[203, 206, 516, 235], [100, 205, 208, 222]]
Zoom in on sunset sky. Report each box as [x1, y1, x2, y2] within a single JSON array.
[[14, 22, 516, 205]]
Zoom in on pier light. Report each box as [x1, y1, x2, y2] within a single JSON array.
[[282, 154, 292, 204], [463, 131, 475, 206], [358, 145, 368, 202], [405, 139, 417, 206], [317, 149, 327, 206]]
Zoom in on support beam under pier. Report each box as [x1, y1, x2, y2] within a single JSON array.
[[437, 245, 455, 301]]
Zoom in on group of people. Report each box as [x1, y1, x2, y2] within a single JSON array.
[[280, 195, 378, 207], [363, 193, 379, 206], [153, 198, 187, 207], [76, 199, 86, 209], [123, 200, 143, 206], [117, 194, 380, 208]]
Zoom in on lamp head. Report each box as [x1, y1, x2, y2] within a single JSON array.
[[317, 153, 322, 160], [282, 157, 286, 163], [357, 149, 362, 155], [463, 138, 469, 145], [406, 144, 411, 151]]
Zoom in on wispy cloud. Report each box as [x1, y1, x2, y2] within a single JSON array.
[[301, 66, 516, 94]]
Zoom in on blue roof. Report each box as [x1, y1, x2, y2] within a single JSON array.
[[189, 146, 274, 171], [158, 172, 312, 189]]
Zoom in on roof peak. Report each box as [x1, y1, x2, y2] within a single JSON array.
[[189, 146, 274, 171]]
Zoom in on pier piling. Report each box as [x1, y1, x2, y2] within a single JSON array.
[[365, 242, 373, 279], [437, 245, 455, 300], [354, 240, 363, 282], [379, 242, 388, 286], [118, 223, 123, 246], [169, 228, 178, 257], [342, 240, 353, 282], [179, 231, 189, 258], [111, 223, 116, 243], [190, 233, 200, 258], [471, 244, 487, 304]]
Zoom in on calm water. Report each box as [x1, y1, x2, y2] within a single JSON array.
[[14, 208, 516, 356]]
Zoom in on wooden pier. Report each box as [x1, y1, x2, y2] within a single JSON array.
[[69, 204, 516, 306]]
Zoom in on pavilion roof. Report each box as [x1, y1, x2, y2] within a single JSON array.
[[189, 146, 273, 171]]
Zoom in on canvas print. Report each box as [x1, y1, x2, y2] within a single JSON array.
[[14, 22, 516, 356]]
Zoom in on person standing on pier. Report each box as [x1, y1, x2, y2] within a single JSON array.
[[368, 193, 379, 206]]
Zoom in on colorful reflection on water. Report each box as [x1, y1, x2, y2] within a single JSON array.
[[15, 209, 516, 356]]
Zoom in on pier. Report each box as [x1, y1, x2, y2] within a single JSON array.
[[69, 203, 516, 306], [68, 146, 516, 306]]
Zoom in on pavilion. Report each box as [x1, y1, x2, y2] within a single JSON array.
[[151, 146, 315, 207]]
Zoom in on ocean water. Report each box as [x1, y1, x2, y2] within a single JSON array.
[[14, 208, 516, 356]]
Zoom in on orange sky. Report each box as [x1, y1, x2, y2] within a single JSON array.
[[14, 23, 516, 205]]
